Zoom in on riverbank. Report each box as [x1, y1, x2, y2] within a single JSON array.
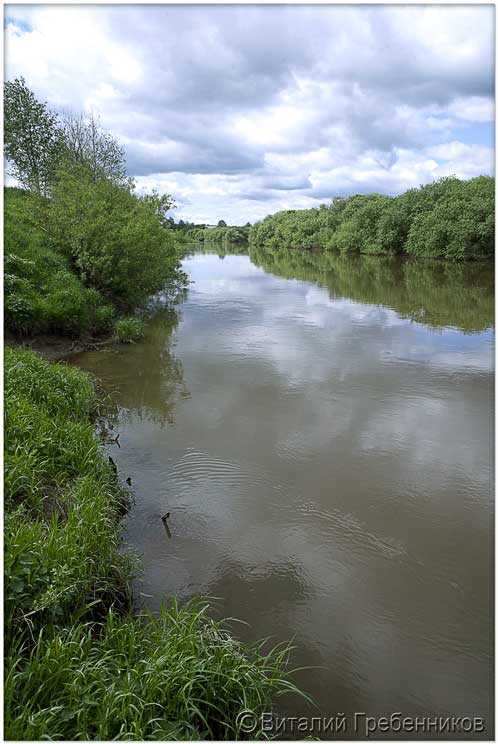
[[5, 316, 148, 362], [4, 329, 116, 361], [248, 176, 494, 260], [3, 80, 306, 738], [5, 345, 303, 739], [184, 224, 250, 246], [4, 185, 172, 343]]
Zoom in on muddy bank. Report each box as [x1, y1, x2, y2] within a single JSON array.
[[5, 330, 115, 362]]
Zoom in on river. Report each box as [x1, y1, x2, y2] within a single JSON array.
[[72, 248, 494, 739]]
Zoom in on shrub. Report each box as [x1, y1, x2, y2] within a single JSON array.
[[47, 168, 181, 309], [92, 303, 116, 334], [249, 177, 494, 260], [328, 194, 391, 254], [4, 77, 185, 335], [406, 176, 495, 260], [186, 224, 250, 246], [4, 187, 113, 336], [115, 316, 145, 344]]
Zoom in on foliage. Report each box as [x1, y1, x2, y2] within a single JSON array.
[[249, 177, 494, 260], [405, 176, 495, 260], [115, 317, 145, 344], [5, 601, 301, 741], [60, 111, 128, 186], [249, 201, 346, 252], [327, 194, 391, 253], [5, 78, 129, 193], [4, 79, 184, 338], [4, 77, 63, 195], [186, 224, 250, 246], [4, 347, 304, 739], [44, 167, 181, 309], [4, 188, 115, 336]]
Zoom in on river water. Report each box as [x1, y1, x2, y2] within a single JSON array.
[[72, 248, 494, 738]]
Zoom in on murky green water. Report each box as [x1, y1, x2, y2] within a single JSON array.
[[73, 249, 494, 738]]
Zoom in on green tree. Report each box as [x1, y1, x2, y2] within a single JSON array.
[[47, 166, 180, 308], [60, 111, 128, 185], [4, 77, 63, 195], [249, 177, 494, 260], [328, 194, 391, 254], [406, 176, 495, 260]]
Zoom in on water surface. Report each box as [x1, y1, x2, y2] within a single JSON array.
[[73, 250, 494, 738]]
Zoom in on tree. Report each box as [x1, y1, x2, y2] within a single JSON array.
[[4, 77, 63, 195], [139, 189, 175, 228], [217, 219, 227, 227], [326, 194, 392, 254], [406, 176, 495, 260], [47, 165, 179, 308], [60, 111, 128, 185], [248, 177, 494, 260]]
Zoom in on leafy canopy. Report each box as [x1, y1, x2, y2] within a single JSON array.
[[249, 176, 494, 260]]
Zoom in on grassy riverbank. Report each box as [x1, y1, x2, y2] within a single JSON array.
[[4, 79, 186, 346], [5, 346, 303, 740], [4, 78, 305, 739]]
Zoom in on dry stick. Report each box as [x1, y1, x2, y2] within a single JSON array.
[[161, 512, 172, 538]]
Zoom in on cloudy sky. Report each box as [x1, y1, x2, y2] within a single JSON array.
[[4, 4, 495, 224]]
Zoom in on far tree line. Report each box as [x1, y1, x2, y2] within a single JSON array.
[[248, 176, 494, 261]]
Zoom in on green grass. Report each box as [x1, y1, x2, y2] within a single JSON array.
[[115, 316, 145, 344], [5, 347, 305, 740], [6, 602, 300, 740]]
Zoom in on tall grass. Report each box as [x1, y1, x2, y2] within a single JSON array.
[[115, 316, 145, 343], [5, 347, 305, 739], [6, 601, 301, 740]]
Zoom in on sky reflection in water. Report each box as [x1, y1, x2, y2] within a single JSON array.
[[73, 251, 494, 737]]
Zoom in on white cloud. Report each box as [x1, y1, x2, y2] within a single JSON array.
[[4, 4, 494, 222], [448, 96, 495, 123]]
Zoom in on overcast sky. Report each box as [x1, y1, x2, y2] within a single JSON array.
[[5, 4, 495, 224]]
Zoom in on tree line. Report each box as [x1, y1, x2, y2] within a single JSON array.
[[185, 222, 250, 246], [4, 77, 183, 338], [249, 176, 494, 261]]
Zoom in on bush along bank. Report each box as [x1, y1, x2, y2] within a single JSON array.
[[4, 347, 305, 740], [185, 224, 250, 246], [4, 78, 185, 346], [4, 181, 183, 347], [249, 176, 494, 261]]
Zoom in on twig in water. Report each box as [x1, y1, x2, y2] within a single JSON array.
[[161, 512, 172, 538]]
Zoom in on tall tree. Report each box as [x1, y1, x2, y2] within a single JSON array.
[[4, 77, 62, 195], [60, 111, 128, 185]]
